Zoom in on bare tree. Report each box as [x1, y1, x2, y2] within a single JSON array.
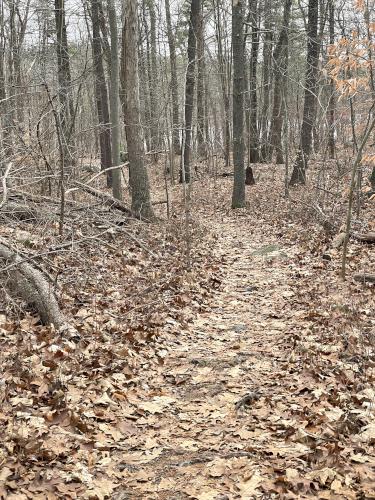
[[232, 0, 246, 208], [289, 0, 319, 185], [122, 0, 155, 219]]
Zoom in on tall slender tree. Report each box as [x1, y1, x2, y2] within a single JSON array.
[[232, 0, 246, 208], [55, 0, 76, 167], [270, 0, 292, 163], [248, 0, 260, 164], [289, 0, 319, 185], [182, 0, 201, 183], [165, 0, 180, 155], [108, 0, 121, 199], [122, 0, 154, 219], [91, 0, 112, 186]]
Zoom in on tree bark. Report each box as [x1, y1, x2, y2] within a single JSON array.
[[91, 0, 113, 187], [231, 0, 246, 208], [289, 0, 319, 186], [122, 0, 155, 219], [182, 0, 201, 183], [55, 0, 76, 169]]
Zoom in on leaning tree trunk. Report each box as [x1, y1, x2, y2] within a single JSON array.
[[231, 0, 246, 208], [289, 0, 319, 186], [182, 0, 201, 183], [269, 0, 292, 164], [122, 0, 155, 220], [91, 0, 113, 187], [0, 238, 75, 333], [165, 0, 180, 155]]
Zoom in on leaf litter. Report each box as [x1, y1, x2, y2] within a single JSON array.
[[0, 163, 374, 499]]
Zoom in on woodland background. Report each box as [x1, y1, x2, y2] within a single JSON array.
[[0, 0, 375, 497]]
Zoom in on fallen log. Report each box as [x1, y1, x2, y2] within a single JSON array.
[[0, 201, 39, 222], [353, 273, 375, 284], [0, 237, 76, 334], [351, 232, 375, 244], [72, 181, 132, 216]]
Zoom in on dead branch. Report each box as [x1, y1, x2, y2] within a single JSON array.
[[71, 181, 133, 215], [353, 273, 375, 284], [351, 232, 375, 244]]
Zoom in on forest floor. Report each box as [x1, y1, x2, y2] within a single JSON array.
[[0, 163, 375, 499]]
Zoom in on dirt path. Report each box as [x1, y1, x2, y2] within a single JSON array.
[[117, 213, 305, 499]]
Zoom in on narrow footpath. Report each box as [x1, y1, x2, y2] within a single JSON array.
[[116, 213, 311, 499]]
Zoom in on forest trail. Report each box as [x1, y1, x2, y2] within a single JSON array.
[[118, 211, 306, 499]]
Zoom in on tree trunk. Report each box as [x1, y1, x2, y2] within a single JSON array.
[[231, 0, 246, 208], [55, 0, 76, 168], [147, 0, 159, 152], [214, 0, 230, 167], [249, 0, 259, 164], [269, 0, 292, 164], [327, 0, 335, 159], [182, 0, 201, 183], [165, 0, 180, 155], [0, 5, 12, 166], [259, 0, 273, 162], [107, 0, 122, 199], [196, 1, 206, 157], [289, 0, 319, 186], [122, 0, 155, 220], [91, 0, 113, 187]]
